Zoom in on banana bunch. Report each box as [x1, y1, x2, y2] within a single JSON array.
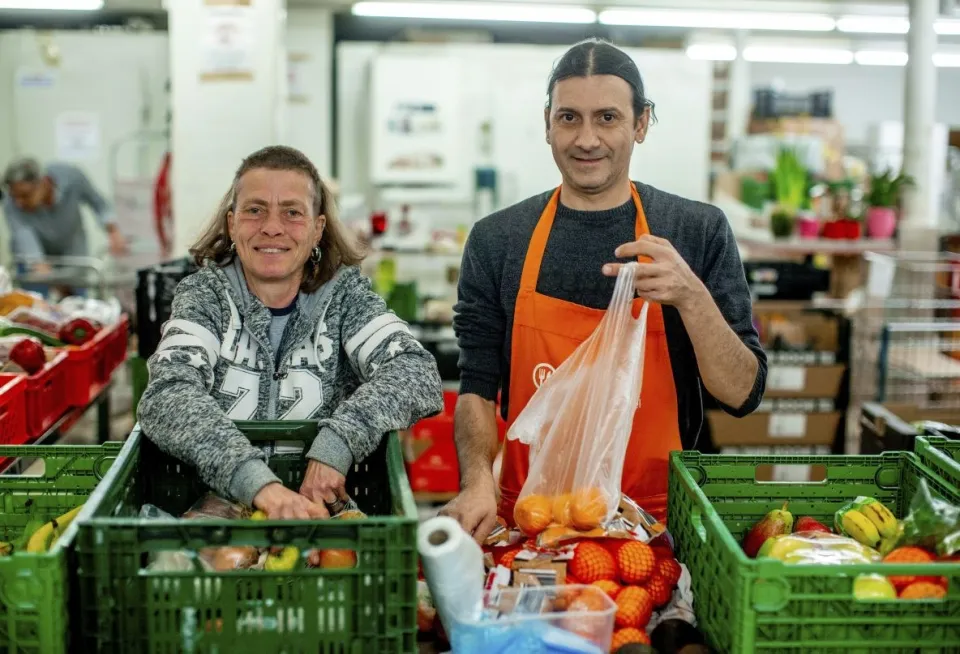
[[835, 497, 899, 550], [25, 504, 84, 554]]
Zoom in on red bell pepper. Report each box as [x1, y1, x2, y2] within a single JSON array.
[[58, 318, 99, 346], [9, 338, 46, 374]]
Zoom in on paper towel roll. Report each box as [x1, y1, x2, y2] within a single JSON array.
[[418, 516, 485, 636]]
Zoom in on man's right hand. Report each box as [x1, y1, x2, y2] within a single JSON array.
[[31, 261, 52, 275], [253, 482, 328, 520], [439, 476, 499, 543]]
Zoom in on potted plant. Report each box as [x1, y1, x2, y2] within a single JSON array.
[[770, 147, 809, 239], [865, 168, 914, 239]]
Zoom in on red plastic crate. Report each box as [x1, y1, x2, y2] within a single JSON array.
[[404, 391, 507, 493], [24, 352, 70, 439], [0, 374, 28, 446], [63, 315, 129, 408], [405, 414, 459, 493]]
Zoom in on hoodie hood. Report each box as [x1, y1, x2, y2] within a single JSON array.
[[211, 259, 357, 363]]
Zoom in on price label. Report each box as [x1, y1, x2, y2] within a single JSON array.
[[768, 366, 807, 391], [769, 413, 806, 439]]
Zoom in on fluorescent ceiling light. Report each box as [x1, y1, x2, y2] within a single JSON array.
[[837, 16, 960, 35], [351, 2, 596, 23], [743, 46, 854, 65], [0, 0, 102, 8], [854, 50, 907, 66], [599, 9, 835, 32], [936, 19, 960, 36], [685, 44, 736, 61], [934, 52, 960, 67], [837, 16, 908, 34]]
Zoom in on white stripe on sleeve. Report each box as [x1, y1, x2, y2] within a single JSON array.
[[356, 322, 412, 371], [344, 313, 402, 358]]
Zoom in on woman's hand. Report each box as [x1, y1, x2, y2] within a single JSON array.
[[253, 482, 328, 520], [299, 460, 348, 515]]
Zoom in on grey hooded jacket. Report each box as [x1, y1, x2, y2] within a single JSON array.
[[137, 259, 444, 506]]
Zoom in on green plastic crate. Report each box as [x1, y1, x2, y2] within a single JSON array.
[[668, 450, 960, 654], [76, 421, 418, 653], [0, 442, 123, 654], [915, 435, 960, 491]]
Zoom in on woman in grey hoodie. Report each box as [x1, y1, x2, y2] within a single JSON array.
[[137, 146, 444, 520]]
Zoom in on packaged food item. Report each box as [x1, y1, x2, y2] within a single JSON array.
[[757, 530, 882, 565], [183, 492, 249, 520], [182, 493, 259, 571], [508, 264, 651, 539]]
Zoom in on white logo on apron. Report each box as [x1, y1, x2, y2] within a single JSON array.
[[532, 363, 556, 388]]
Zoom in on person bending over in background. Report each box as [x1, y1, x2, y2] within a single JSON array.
[[441, 38, 767, 541], [138, 145, 443, 520], [1, 158, 128, 271]]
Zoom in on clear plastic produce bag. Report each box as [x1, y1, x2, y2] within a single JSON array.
[[508, 263, 648, 532]]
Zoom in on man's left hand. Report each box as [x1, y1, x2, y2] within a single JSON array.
[[299, 460, 348, 514], [602, 235, 705, 312]]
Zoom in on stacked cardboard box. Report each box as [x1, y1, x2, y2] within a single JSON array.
[[710, 304, 846, 480]]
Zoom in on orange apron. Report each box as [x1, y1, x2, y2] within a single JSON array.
[[498, 184, 683, 525]]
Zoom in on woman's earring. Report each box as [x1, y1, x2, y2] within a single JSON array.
[[312, 245, 322, 264], [229, 241, 236, 253]]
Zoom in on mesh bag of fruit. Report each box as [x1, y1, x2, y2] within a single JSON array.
[[508, 264, 650, 545]]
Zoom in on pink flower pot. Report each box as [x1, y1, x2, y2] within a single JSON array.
[[866, 206, 897, 239], [796, 216, 820, 239]]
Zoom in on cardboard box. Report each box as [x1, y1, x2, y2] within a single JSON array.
[[709, 410, 841, 447], [765, 364, 846, 399]]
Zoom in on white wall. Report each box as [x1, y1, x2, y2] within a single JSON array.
[[337, 42, 714, 221], [285, 7, 334, 178], [748, 63, 960, 147]]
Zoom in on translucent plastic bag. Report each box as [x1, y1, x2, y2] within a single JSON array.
[[509, 263, 648, 535]]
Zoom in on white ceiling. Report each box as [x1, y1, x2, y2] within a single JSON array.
[[100, 0, 916, 11]]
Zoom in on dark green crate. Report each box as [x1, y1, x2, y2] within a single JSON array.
[[0, 442, 123, 654], [915, 435, 960, 490], [76, 421, 418, 653], [668, 450, 960, 654]]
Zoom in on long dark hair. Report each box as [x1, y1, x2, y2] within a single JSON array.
[[546, 38, 657, 124], [190, 145, 365, 293]]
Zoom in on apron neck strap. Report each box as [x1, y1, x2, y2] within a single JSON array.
[[519, 183, 650, 293]]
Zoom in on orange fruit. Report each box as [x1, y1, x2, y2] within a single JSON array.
[[552, 494, 574, 526], [611, 627, 650, 649], [319, 549, 357, 569], [554, 585, 582, 611], [592, 579, 622, 600], [571, 487, 609, 531], [883, 547, 936, 591], [656, 558, 683, 587], [614, 586, 653, 629], [514, 494, 553, 536], [569, 541, 617, 583], [617, 541, 656, 585], [568, 588, 609, 613], [644, 574, 673, 607], [899, 581, 947, 600]]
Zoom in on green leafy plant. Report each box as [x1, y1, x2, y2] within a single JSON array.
[[866, 169, 915, 208], [771, 147, 808, 216]]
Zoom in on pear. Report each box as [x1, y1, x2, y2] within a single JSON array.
[[743, 502, 794, 558]]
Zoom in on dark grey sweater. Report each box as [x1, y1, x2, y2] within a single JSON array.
[[453, 181, 767, 450]]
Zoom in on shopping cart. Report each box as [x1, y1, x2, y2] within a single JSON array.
[[852, 251, 960, 424]]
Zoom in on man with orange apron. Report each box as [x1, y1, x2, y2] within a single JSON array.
[[441, 39, 767, 541]]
